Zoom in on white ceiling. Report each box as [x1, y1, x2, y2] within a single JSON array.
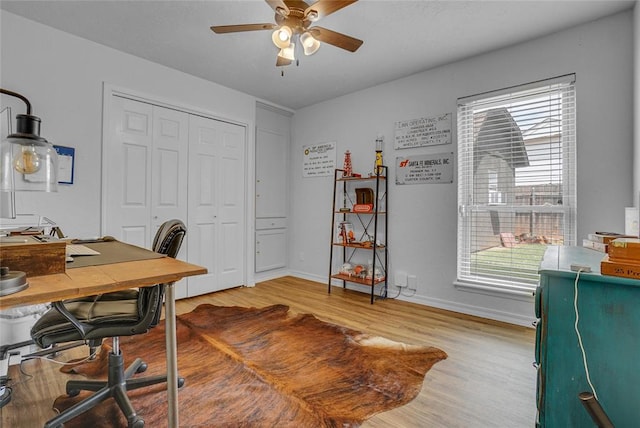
[[1, 0, 636, 110]]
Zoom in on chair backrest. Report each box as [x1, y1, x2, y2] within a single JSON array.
[[152, 219, 186, 258], [141, 219, 186, 327]]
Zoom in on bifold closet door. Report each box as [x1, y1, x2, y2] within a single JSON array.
[[104, 96, 188, 249], [187, 115, 246, 296]]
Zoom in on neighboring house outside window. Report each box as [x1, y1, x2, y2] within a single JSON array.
[[456, 75, 576, 296]]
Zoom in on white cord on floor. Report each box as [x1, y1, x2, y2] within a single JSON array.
[[22, 349, 99, 366], [573, 269, 599, 400]]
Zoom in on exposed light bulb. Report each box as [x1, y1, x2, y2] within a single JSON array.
[[13, 145, 41, 174]]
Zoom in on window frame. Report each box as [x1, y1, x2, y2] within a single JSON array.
[[455, 75, 577, 297]]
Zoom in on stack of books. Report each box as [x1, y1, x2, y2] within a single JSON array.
[[582, 232, 634, 253], [601, 237, 640, 279]]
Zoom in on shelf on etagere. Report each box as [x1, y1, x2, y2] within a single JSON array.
[[336, 175, 386, 182], [334, 210, 386, 215], [332, 242, 385, 250], [330, 273, 386, 286]]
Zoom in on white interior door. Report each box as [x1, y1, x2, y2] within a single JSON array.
[[150, 105, 188, 234], [188, 115, 246, 295], [104, 96, 153, 247], [105, 97, 188, 247]]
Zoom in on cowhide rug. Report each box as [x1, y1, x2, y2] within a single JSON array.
[[54, 304, 447, 427]]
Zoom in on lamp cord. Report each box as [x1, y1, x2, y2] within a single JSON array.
[[573, 269, 599, 400]]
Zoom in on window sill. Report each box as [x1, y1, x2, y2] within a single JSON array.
[[454, 279, 535, 302]]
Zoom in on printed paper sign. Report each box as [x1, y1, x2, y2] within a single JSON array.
[[303, 142, 336, 177], [396, 152, 454, 185]]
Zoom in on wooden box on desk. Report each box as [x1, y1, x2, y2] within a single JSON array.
[[0, 236, 66, 276]]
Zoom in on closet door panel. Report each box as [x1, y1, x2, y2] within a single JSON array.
[[151, 106, 188, 235], [218, 123, 245, 288], [188, 115, 245, 294], [105, 96, 153, 249]]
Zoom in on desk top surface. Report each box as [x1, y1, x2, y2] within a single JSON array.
[[0, 256, 207, 309]]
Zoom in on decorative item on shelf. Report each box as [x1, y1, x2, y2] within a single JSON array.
[[353, 187, 374, 212], [374, 134, 384, 176], [342, 150, 352, 177], [337, 221, 354, 244]]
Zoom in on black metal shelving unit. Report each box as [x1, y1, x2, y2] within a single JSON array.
[[328, 166, 388, 304]]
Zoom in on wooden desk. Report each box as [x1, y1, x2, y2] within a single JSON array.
[[0, 256, 207, 427]]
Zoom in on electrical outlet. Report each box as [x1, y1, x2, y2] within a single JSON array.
[[395, 271, 407, 287], [407, 274, 417, 290]]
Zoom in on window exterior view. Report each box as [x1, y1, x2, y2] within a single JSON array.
[[457, 76, 577, 293]]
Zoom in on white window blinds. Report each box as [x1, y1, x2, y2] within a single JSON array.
[[457, 75, 576, 294]]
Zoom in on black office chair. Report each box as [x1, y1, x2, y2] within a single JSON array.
[[30, 220, 187, 428]]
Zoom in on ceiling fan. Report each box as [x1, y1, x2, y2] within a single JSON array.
[[210, 0, 363, 68]]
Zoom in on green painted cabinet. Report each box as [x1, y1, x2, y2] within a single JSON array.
[[536, 246, 640, 427]]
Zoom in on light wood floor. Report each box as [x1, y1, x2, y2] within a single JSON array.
[[1, 276, 537, 427]]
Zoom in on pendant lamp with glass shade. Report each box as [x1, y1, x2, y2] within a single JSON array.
[[0, 88, 58, 297], [0, 89, 58, 194]]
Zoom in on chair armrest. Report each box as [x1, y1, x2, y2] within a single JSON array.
[[52, 300, 91, 337]]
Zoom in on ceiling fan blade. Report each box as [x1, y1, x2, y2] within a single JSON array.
[[276, 55, 293, 67], [265, 0, 290, 17], [309, 26, 363, 52], [305, 0, 357, 20], [210, 23, 276, 34]]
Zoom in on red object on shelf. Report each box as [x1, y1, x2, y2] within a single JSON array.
[[343, 150, 352, 177], [353, 204, 374, 213]]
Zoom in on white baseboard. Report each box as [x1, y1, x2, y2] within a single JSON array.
[[285, 271, 535, 328], [254, 268, 293, 284]]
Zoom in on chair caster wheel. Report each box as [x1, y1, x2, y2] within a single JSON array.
[[129, 417, 144, 428], [178, 377, 185, 388], [136, 362, 148, 373]]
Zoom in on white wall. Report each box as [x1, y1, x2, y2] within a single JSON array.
[[290, 11, 635, 326], [634, 2, 640, 197], [0, 11, 256, 238]]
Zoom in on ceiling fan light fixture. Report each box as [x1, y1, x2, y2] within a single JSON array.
[[306, 10, 319, 22], [278, 42, 296, 61], [300, 31, 320, 56], [272, 25, 292, 49]]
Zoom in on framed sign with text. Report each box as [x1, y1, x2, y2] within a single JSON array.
[[395, 152, 454, 185], [302, 142, 336, 177], [394, 113, 452, 149]]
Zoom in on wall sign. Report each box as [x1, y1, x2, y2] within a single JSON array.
[[394, 113, 452, 149], [302, 142, 336, 177], [395, 152, 454, 185]]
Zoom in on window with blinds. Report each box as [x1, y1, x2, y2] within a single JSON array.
[[456, 75, 576, 295]]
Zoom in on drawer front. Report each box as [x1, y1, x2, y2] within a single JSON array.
[[256, 218, 287, 230]]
